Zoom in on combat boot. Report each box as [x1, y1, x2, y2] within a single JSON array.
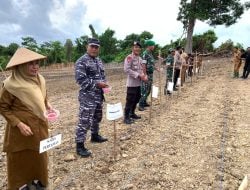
[[130, 113, 141, 119], [236, 71, 239, 78], [91, 134, 108, 143], [144, 102, 150, 107], [76, 142, 91, 157], [124, 117, 134, 124], [233, 71, 236, 78], [31, 181, 46, 190]]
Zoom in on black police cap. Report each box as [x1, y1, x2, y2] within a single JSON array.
[[88, 38, 100, 46]]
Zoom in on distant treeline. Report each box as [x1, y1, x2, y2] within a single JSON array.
[[0, 25, 244, 70]]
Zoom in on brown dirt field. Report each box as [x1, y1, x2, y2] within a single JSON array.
[[0, 58, 250, 190]]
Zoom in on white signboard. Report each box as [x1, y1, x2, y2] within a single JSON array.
[[106, 102, 123, 121], [177, 78, 181, 86], [39, 134, 62, 153], [167, 82, 174, 92], [152, 86, 159, 98]]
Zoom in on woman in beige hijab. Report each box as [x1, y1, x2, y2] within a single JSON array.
[[0, 48, 52, 190]]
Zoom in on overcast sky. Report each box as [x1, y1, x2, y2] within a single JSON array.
[[0, 0, 249, 48]]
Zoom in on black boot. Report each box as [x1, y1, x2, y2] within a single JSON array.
[[32, 181, 46, 190], [130, 113, 141, 119], [76, 142, 91, 157], [124, 117, 134, 124], [124, 108, 134, 124], [144, 102, 150, 107], [91, 134, 108, 143]]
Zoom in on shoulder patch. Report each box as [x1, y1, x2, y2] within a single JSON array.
[[126, 56, 132, 63]]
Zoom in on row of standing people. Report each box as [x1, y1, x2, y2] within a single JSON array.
[[1, 38, 248, 190], [123, 42, 203, 125]]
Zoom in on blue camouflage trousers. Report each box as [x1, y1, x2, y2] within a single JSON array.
[[75, 99, 103, 143]]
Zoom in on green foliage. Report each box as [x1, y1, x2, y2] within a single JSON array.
[[178, 0, 246, 53], [21, 36, 38, 51], [74, 35, 88, 60], [89, 24, 98, 39], [217, 39, 234, 52], [99, 28, 118, 63], [64, 39, 73, 62], [178, 0, 245, 27], [0, 55, 8, 70], [5, 43, 19, 56], [192, 30, 217, 53]]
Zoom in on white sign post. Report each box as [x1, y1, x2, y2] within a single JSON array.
[[167, 82, 174, 92], [152, 86, 159, 98], [39, 134, 62, 153], [106, 103, 123, 159]]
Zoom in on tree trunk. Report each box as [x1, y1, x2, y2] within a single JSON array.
[[185, 18, 196, 54]]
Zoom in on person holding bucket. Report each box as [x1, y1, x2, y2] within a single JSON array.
[[75, 38, 108, 158], [0, 48, 53, 190], [164, 48, 175, 95], [124, 41, 148, 124]]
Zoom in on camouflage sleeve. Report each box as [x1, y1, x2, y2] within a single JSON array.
[[75, 59, 97, 91], [124, 56, 140, 79]]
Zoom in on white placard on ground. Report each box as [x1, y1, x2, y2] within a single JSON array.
[[177, 78, 181, 86], [106, 102, 123, 121], [152, 86, 159, 98], [39, 134, 62, 153], [167, 82, 174, 92]]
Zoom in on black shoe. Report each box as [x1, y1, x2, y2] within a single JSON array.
[[144, 102, 150, 107], [167, 90, 171, 95], [91, 134, 108, 143], [32, 181, 46, 190], [76, 143, 91, 157], [138, 106, 145, 111], [124, 117, 133, 124], [130, 114, 141, 119], [173, 87, 178, 91]]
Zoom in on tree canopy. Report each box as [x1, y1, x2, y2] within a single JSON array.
[[177, 0, 248, 53]]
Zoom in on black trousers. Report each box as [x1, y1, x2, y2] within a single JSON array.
[[125, 86, 141, 117], [243, 62, 250, 78], [174, 69, 180, 88]]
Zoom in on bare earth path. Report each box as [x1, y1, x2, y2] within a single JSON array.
[[0, 58, 249, 190]]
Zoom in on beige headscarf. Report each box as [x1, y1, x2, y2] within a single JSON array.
[[3, 63, 47, 120]]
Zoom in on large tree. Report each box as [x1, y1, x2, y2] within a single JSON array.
[[177, 0, 248, 53]]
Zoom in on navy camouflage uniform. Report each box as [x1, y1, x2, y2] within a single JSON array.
[[75, 53, 105, 143], [139, 50, 155, 107]]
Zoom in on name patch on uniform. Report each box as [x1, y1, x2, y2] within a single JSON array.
[[39, 134, 62, 153], [106, 102, 123, 121]]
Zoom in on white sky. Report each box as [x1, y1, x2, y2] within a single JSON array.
[[1, 0, 250, 48]]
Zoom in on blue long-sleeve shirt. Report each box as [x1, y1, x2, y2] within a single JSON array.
[[75, 53, 106, 102]]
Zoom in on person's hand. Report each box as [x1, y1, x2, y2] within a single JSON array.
[[96, 82, 109, 88], [156, 67, 160, 72], [139, 74, 148, 82], [46, 102, 53, 111], [17, 122, 33, 136]]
